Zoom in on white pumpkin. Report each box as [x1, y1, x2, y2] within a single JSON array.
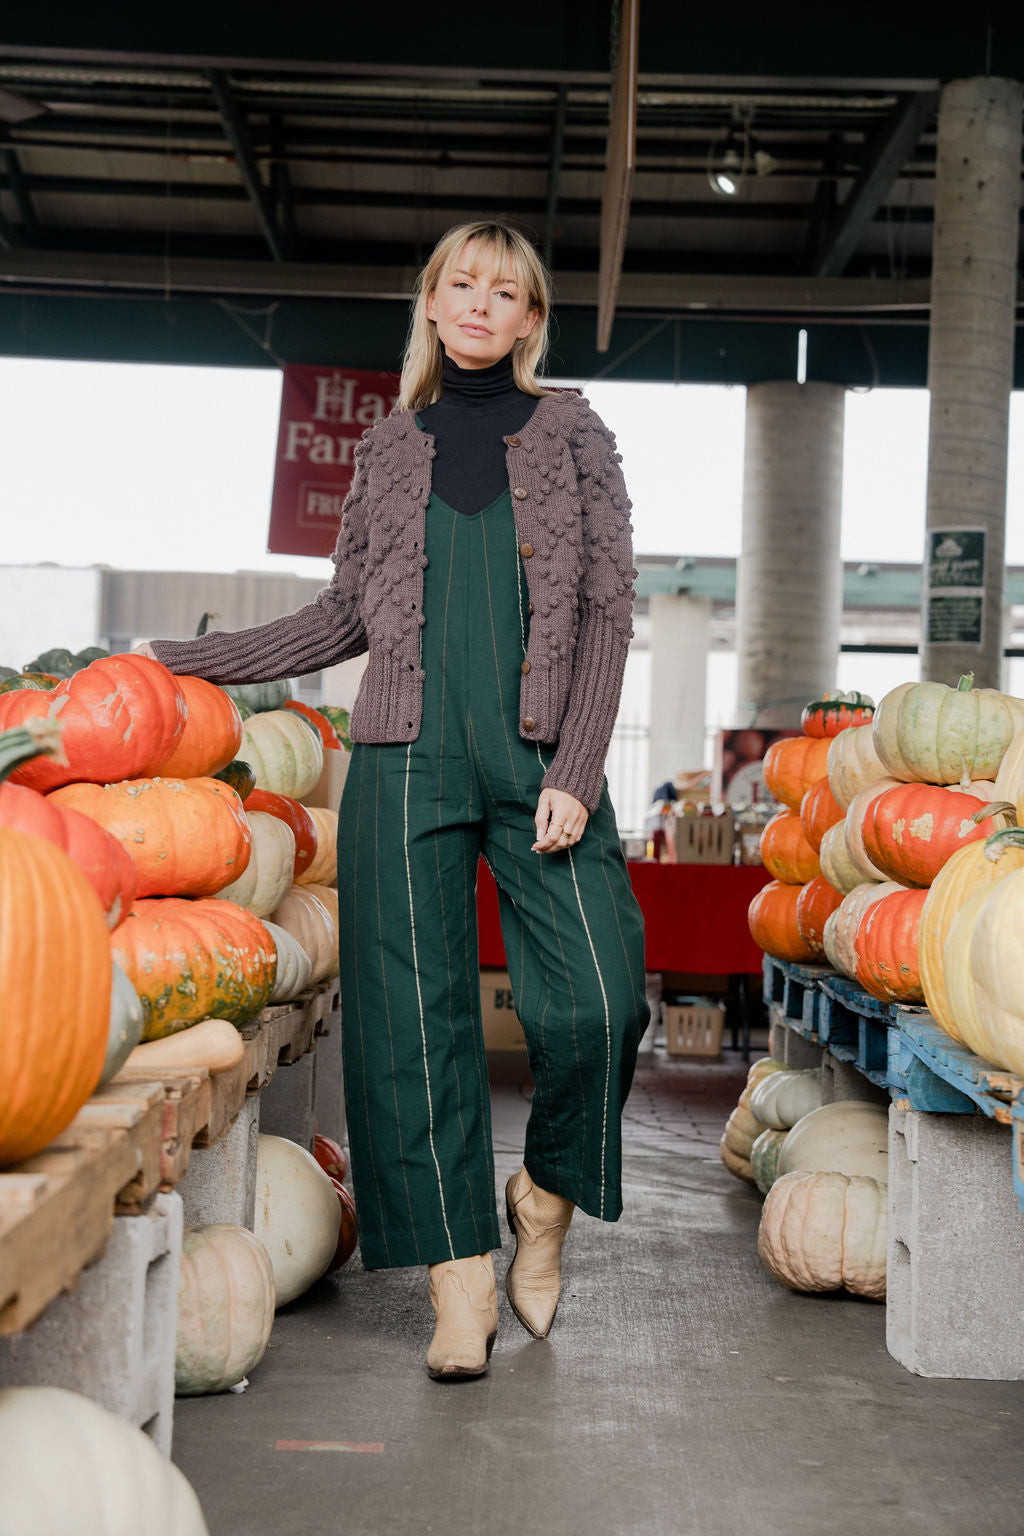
[[213, 811, 295, 917], [843, 779, 902, 882], [240, 710, 323, 800], [825, 881, 900, 979], [827, 723, 889, 810], [818, 821, 862, 896], [255, 1134, 342, 1307], [296, 806, 338, 887], [757, 1170, 886, 1299], [176, 1224, 276, 1396], [776, 1100, 889, 1183], [263, 919, 314, 1003], [270, 886, 337, 983], [0, 1386, 209, 1534], [749, 1068, 821, 1129]]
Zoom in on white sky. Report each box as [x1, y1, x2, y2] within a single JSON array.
[[2, 354, 1022, 576]]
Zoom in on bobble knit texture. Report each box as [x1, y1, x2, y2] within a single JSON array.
[[151, 392, 638, 814]]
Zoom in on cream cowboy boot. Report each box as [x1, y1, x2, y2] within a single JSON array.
[[425, 1254, 499, 1381], [505, 1167, 575, 1339]]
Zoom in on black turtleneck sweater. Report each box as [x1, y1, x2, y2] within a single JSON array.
[[417, 351, 540, 515]]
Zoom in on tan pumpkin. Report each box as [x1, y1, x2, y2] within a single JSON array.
[[962, 845, 1024, 1074], [827, 722, 888, 810], [296, 806, 338, 887], [213, 811, 295, 918], [992, 726, 1024, 818], [262, 919, 314, 1003], [824, 881, 899, 978], [124, 1019, 245, 1076], [757, 1171, 886, 1300], [844, 777, 901, 882], [176, 1224, 276, 1396], [941, 885, 992, 1052], [918, 833, 1024, 1042], [818, 820, 862, 895], [240, 710, 323, 800], [872, 675, 1024, 785], [269, 886, 337, 984]]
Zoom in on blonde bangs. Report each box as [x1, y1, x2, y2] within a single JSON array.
[[397, 221, 553, 412]]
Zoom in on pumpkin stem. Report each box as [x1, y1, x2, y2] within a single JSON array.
[[984, 826, 1024, 861], [956, 673, 975, 693], [0, 719, 67, 784], [974, 800, 1016, 825]]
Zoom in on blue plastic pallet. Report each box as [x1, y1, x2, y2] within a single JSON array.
[[762, 955, 831, 1040], [816, 974, 902, 1092], [891, 1011, 1022, 1122]]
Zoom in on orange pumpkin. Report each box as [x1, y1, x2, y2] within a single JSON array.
[[800, 691, 874, 738], [0, 654, 186, 792], [763, 736, 831, 812], [50, 776, 251, 898], [855, 887, 928, 1003], [799, 776, 845, 853], [112, 897, 276, 1039], [0, 827, 112, 1165], [760, 810, 821, 884], [156, 676, 243, 779], [860, 782, 1001, 888], [748, 880, 817, 963], [796, 875, 844, 959]]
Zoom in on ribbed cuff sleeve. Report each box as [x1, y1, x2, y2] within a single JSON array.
[[150, 593, 366, 684], [540, 610, 628, 813]]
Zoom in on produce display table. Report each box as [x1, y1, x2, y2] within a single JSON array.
[[0, 980, 338, 1337]]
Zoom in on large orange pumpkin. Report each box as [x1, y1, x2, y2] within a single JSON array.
[[799, 776, 845, 853], [796, 875, 844, 960], [0, 827, 112, 1165], [860, 782, 1002, 888], [748, 880, 817, 963], [855, 887, 928, 1003], [0, 654, 186, 792], [760, 809, 821, 884], [763, 736, 831, 812], [50, 776, 251, 898], [156, 676, 243, 779], [112, 897, 276, 1039]]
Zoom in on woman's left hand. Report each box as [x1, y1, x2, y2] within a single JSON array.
[[532, 789, 589, 854]]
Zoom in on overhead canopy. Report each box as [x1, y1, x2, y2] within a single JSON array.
[[1, 6, 1021, 384]]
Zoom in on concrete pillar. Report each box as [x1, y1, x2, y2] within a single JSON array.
[[647, 593, 710, 786], [735, 382, 845, 728], [922, 77, 1023, 688]]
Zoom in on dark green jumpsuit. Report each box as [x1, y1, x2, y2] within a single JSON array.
[[338, 486, 649, 1269]]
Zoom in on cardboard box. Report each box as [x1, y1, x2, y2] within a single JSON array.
[[663, 999, 725, 1059], [300, 748, 350, 814], [480, 969, 526, 1051]]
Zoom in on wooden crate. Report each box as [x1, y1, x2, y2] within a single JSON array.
[[674, 816, 735, 865]]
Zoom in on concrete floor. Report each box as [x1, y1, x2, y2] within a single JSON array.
[[173, 1051, 1024, 1536]]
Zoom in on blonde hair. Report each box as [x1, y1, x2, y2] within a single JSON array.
[[398, 221, 553, 412]]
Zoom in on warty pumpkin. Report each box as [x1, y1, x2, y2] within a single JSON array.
[[0, 827, 112, 1165], [747, 880, 817, 964], [872, 673, 1024, 785], [0, 653, 187, 792], [763, 735, 831, 812], [859, 782, 1002, 887], [759, 809, 821, 884], [156, 676, 243, 780], [112, 897, 276, 1040], [855, 886, 928, 1003], [51, 776, 252, 899]]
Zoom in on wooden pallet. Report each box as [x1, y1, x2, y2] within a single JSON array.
[[762, 955, 831, 1038], [0, 1080, 165, 1335], [891, 1011, 1024, 1126], [816, 974, 903, 1093]]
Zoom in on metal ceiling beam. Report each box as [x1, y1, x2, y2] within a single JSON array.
[[811, 90, 939, 277], [206, 68, 286, 262], [544, 84, 568, 266], [0, 144, 38, 244], [0, 249, 950, 312]]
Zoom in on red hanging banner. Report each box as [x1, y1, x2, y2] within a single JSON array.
[[267, 365, 401, 557]]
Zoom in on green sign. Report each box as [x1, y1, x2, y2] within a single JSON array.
[[928, 528, 985, 590], [927, 595, 983, 646]]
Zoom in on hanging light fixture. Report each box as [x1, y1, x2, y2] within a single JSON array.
[[706, 107, 778, 197]]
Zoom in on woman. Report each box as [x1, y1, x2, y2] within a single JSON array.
[[147, 220, 650, 1381]]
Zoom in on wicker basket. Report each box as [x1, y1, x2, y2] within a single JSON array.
[[663, 1000, 725, 1059]]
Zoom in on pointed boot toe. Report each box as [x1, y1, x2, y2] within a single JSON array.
[[505, 1169, 574, 1340]]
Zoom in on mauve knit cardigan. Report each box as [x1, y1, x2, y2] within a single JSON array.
[[151, 390, 638, 813]]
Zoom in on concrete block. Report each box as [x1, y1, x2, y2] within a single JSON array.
[[313, 1008, 347, 1140], [887, 1106, 1024, 1379], [775, 1021, 822, 1070], [179, 1094, 259, 1230], [0, 1193, 182, 1455], [259, 1050, 316, 1152], [821, 1053, 890, 1106]]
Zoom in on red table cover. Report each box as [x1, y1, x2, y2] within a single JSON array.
[[476, 859, 771, 974]]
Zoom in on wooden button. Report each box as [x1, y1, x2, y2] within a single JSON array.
[[519, 543, 534, 558], [513, 486, 528, 500], [506, 434, 521, 447], [521, 660, 531, 675], [528, 602, 534, 615], [522, 717, 536, 732]]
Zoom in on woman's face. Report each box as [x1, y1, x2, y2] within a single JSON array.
[[425, 241, 539, 370]]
